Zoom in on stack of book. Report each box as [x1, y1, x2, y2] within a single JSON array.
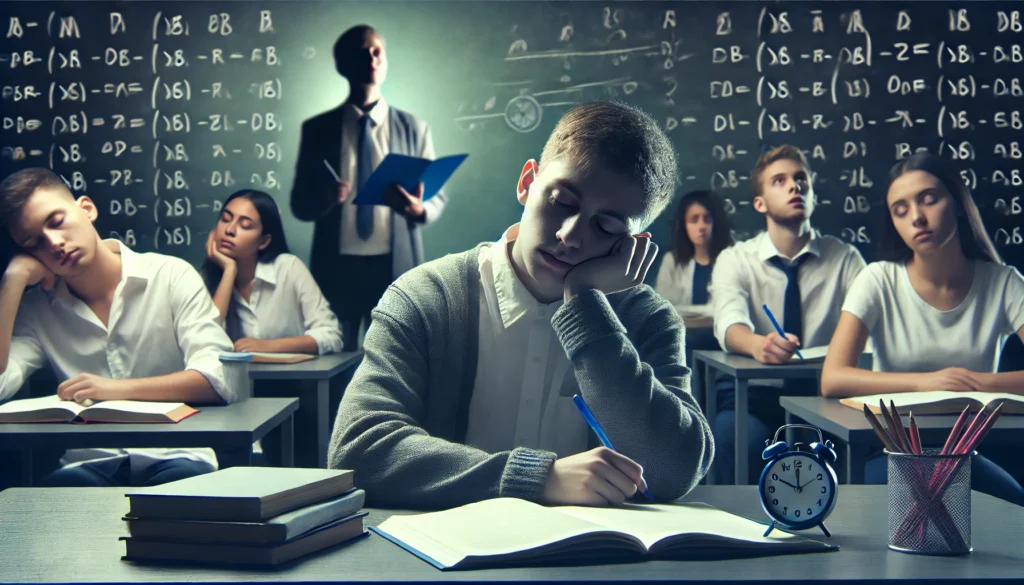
[[121, 467, 366, 567]]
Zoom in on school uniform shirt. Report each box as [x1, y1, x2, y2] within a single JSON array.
[[227, 253, 343, 355], [654, 251, 715, 320], [842, 260, 1024, 373], [710, 231, 866, 351], [464, 224, 590, 459], [0, 241, 241, 483]]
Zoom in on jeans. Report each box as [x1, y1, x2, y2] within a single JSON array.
[[39, 457, 215, 487]]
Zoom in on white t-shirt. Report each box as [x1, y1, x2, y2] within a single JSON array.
[[227, 253, 343, 355], [841, 260, 1024, 373]]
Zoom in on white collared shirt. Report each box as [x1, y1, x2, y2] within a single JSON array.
[[654, 251, 714, 320], [228, 253, 342, 354], [338, 97, 438, 256], [710, 231, 866, 350], [465, 224, 590, 458], [0, 241, 242, 481]]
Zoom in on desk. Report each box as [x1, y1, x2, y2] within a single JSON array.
[[0, 398, 298, 486], [780, 396, 1024, 484], [2, 485, 1022, 583], [691, 350, 824, 485], [247, 351, 363, 468]]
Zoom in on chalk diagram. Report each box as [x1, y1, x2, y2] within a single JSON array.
[[454, 8, 690, 133]]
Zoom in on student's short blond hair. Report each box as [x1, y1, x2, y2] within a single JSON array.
[[539, 101, 678, 229], [750, 145, 811, 199]]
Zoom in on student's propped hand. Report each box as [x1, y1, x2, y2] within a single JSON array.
[[916, 367, 985, 393], [754, 331, 801, 364], [57, 373, 128, 404], [541, 447, 645, 506], [384, 182, 425, 220], [562, 233, 658, 304], [205, 230, 236, 270], [234, 337, 274, 352], [3, 254, 56, 291]]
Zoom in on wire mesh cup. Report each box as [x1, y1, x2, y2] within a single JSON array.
[[887, 448, 973, 555]]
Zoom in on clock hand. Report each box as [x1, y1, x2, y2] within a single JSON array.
[[776, 478, 798, 490], [795, 468, 801, 492]]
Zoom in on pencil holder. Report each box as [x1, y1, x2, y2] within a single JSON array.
[[887, 448, 973, 556]]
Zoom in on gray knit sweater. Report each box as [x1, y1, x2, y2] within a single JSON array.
[[328, 244, 714, 509]]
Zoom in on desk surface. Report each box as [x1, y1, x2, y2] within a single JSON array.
[[780, 396, 1024, 446], [0, 398, 299, 449], [692, 350, 824, 379], [247, 351, 363, 381], [1, 485, 1021, 584]]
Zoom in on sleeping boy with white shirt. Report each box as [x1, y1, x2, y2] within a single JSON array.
[[0, 167, 239, 487], [329, 101, 714, 509]]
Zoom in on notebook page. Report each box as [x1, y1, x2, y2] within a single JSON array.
[[844, 391, 1022, 409], [0, 395, 83, 415], [558, 502, 811, 551], [84, 400, 185, 414], [375, 498, 611, 568]]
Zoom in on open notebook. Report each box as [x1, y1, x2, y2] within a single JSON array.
[[0, 395, 198, 424], [371, 498, 836, 570], [840, 391, 1024, 415]]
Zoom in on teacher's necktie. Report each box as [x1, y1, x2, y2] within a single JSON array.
[[356, 113, 376, 240]]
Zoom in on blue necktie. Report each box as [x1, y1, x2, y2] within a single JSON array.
[[768, 254, 809, 341], [356, 113, 376, 240]]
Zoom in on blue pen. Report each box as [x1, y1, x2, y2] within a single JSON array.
[[762, 304, 805, 360], [572, 394, 655, 503]]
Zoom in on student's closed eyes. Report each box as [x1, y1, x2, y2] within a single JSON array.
[[202, 190, 342, 355]]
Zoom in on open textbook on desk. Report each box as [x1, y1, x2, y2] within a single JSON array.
[[372, 497, 837, 570], [840, 391, 1024, 415], [0, 395, 197, 424]]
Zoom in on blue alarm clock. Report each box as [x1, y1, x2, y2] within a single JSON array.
[[759, 424, 838, 538]]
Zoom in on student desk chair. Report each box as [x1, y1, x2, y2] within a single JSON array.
[[780, 396, 1024, 484], [0, 398, 298, 487], [3, 485, 1021, 583], [247, 351, 363, 469]]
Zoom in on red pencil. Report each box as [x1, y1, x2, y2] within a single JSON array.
[[941, 405, 972, 455], [957, 402, 1004, 455], [909, 413, 922, 455]]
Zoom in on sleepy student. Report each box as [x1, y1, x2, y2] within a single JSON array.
[[329, 101, 714, 509], [0, 168, 240, 487], [203, 189, 342, 355], [821, 152, 1024, 506], [655, 190, 733, 358], [709, 145, 866, 484]]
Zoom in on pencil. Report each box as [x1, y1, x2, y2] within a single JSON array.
[[322, 159, 342, 184], [879, 400, 909, 453], [957, 402, 1004, 455], [908, 413, 922, 455], [862, 404, 900, 452], [941, 405, 972, 455], [950, 404, 990, 456], [889, 400, 915, 454]]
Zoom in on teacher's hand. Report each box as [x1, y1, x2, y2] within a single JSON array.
[[384, 183, 425, 220], [337, 180, 352, 204], [541, 447, 643, 507]]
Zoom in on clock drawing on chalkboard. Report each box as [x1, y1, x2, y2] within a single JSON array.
[[505, 95, 542, 133]]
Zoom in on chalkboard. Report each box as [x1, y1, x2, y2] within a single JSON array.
[[2, 1, 1023, 272]]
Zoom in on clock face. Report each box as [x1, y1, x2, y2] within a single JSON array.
[[760, 452, 836, 527]]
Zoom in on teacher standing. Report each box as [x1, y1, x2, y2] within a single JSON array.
[[291, 25, 448, 351]]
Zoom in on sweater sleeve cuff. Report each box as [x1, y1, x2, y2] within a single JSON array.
[[499, 447, 557, 501], [552, 289, 626, 360]]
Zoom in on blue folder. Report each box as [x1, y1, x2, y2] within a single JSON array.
[[354, 153, 468, 206]]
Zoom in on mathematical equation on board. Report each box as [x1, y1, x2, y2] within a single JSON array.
[[0, 9, 300, 255], [462, 5, 1024, 251]]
